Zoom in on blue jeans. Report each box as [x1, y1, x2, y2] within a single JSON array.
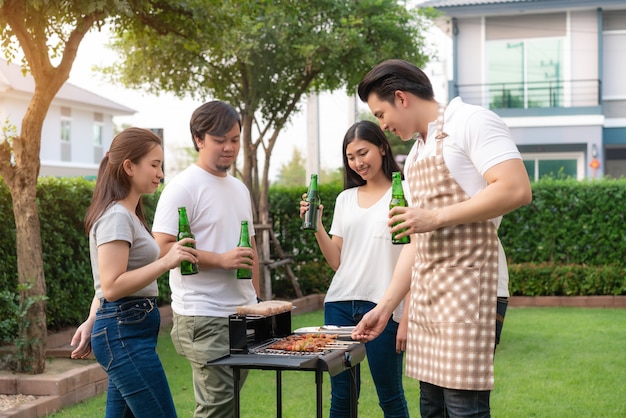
[[325, 301, 409, 418], [91, 297, 177, 418], [419, 381, 490, 418]]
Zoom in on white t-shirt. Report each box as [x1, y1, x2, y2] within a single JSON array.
[[151, 164, 257, 317], [405, 97, 522, 297], [90, 202, 159, 299], [326, 187, 404, 322]]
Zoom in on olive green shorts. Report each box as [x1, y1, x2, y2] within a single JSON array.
[[170, 313, 248, 418]]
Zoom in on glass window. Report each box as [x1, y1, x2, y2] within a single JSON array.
[[538, 159, 577, 179], [526, 39, 563, 107], [487, 41, 525, 108], [487, 38, 564, 109], [60, 119, 71, 142], [522, 152, 583, 181], [93, 123, 103, 146]]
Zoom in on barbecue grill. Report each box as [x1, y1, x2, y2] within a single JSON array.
[[207, 310, 365, 418]]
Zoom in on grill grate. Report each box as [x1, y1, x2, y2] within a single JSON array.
[[248, 336, 358, 357], [248, 338, 326, 356]]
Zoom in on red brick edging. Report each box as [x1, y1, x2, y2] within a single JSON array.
[[509, 295, 626, 308], [291, 294, 626, 311]]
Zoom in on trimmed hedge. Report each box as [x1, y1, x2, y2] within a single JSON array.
[[265, 183, 342, 297], [509, 263, 626, 296], [268, 177, 626, 298], [0, 176, 625, 343], [499, 177, 626, 267], [0, 178, 168, 343]]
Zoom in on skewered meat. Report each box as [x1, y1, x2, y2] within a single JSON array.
[[267, 333, 338, 352]]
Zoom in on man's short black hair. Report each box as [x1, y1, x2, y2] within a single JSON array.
[[358, 59, 434, 104]]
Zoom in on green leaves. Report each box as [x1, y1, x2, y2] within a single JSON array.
[[501, 178, 626, 267], [102, 0, 438, 227], [508, 263, 626, 296]]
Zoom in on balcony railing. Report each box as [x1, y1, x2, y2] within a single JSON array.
[[455, 79, 601, 110]]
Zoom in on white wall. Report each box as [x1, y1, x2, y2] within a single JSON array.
[[0, 92, 118, 177], [570, 10, 599, 107]]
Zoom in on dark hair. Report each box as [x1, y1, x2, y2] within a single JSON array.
[[84, 127, 162, 234], [189, 100, 241, 151], [342, 120, 402, 189], [357, 59, 434, 104]]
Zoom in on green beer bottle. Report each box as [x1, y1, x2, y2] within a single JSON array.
[[390, 172, 410, 245], [302, 174, 321, 232], [236, 220, 252, 280], [177, 207, 198, 275]]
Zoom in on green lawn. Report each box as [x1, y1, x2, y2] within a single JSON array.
[[51, 307, 626, 417]]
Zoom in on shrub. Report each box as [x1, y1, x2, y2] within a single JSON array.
[[500, 177, 626, 267], [1, 176, 625, 344], [267, 182, 340, 298], [509, 263, 626, 296], [0, 178, 167, 343]]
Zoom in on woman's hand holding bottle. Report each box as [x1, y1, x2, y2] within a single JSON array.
[[300, 193, 324, 230]]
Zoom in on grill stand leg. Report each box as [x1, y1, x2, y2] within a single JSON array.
[[315, 370, 323, 418], [233, 367, 241, 418], [228, 365, 356, 418], [276, 370, 282, 418], [350, 366, 357, 418]]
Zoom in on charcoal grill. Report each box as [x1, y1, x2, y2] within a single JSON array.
[[207, 310, 365, 418]]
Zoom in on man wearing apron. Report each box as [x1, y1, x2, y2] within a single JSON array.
[[352, 59, 532, 417]]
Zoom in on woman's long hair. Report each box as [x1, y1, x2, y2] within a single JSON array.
[[84, 128, 162, 234], [342, 120, 402, 189]]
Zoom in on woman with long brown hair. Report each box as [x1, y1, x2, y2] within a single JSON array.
[[70, 127, 198, 417]]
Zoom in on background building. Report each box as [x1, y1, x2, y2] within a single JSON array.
[[0, 59, 135, 179], [422, 0, 626, 179]]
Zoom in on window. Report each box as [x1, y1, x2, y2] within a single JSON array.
[[93, 113, 104, 163], [60, 119, 71, 142], [60, 107, 71, 162], [522, 152, 584, 181], [92, 124, 103, 145], [485, 13, 566, 109], [487, 38, 564, 109], [93, 113, 104, 146]]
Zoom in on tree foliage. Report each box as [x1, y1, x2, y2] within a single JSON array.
[[105, 0, 436, 296], [0, 0, 160, 374], [275, 147, 344, 188], [320, 167, 343, 185], [276, 147, 306, 187]]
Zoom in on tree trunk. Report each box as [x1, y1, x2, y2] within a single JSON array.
[[239, 110, 299, 299], [8, 89, 57, 373], [0, 66, 69, 374], [11, 185, 47, 374]]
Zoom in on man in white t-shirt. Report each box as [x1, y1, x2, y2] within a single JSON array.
[[152, 101, 259, 418], [352, 59, 532, 418]]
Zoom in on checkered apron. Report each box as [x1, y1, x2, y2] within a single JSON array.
[[404, 108, 499, 391]]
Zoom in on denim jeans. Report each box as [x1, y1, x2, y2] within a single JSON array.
[[325, 300, 409, 418], [419, 381, 490, 418], [91, 297, 177, 418]]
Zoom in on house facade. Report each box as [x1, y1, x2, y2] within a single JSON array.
[[0, 59, 135, 178], [420, 0, 626, 180]]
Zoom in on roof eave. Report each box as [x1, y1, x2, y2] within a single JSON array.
[[421, 0, 626, 18]]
